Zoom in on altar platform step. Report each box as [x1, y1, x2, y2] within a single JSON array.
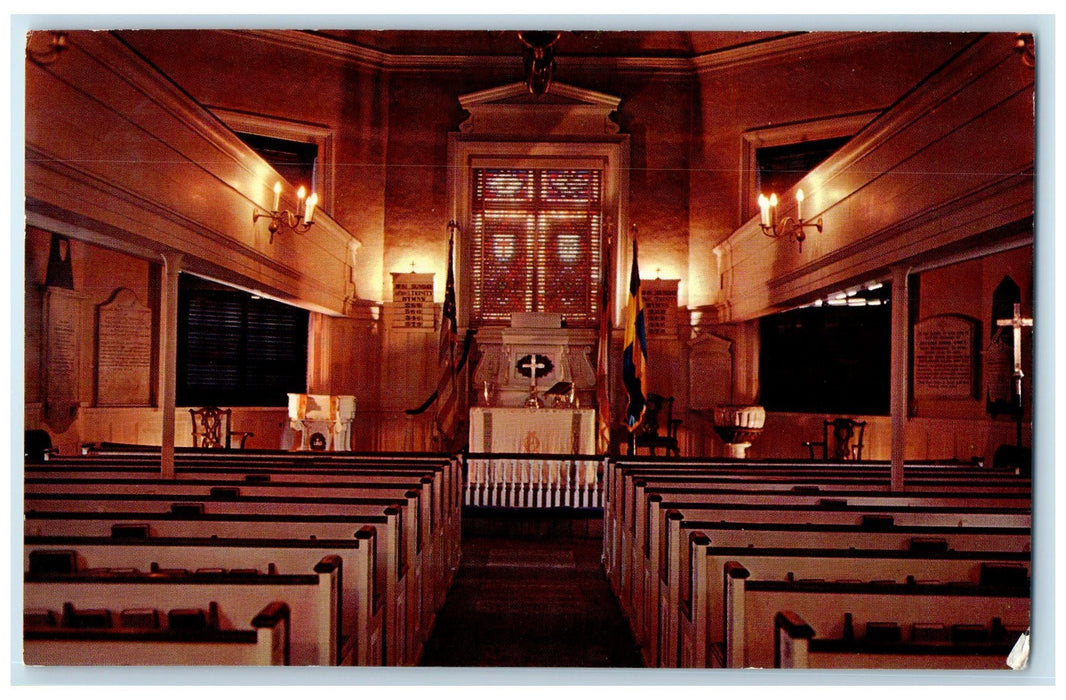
[[420, 513, 639, 667]]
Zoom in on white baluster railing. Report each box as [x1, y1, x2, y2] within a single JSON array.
[[464, 453, 602, 508]]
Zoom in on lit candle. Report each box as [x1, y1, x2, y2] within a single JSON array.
[[272, 181, 282, 212], [769, 193, 778, 228], [795, 188, 805, 221], [296, 186, 307, 218], [758, 194, 770, 227], [305, 193, 318, 224]]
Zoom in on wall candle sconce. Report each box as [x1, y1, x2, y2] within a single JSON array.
[[1014, 33, 1035, 69], [757, 188, 822, 251], [26, 31, 68, 66], [253, 181, 318, 243]]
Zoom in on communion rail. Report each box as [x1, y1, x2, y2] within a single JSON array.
[[464, 452, 603, 509]]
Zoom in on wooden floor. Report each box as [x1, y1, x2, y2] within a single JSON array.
[[419, 509, 643, 668]]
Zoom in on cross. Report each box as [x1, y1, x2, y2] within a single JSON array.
[[997, 303, 1033, 449], [521, 355, 547, 393], [997, 303, 1034, 378]]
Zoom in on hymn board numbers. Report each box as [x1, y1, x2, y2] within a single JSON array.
[[642, 279, 680, 336], [391, 272, 436, 330]]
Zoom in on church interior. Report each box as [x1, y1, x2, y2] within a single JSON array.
[[19, 25, 1041, 677]]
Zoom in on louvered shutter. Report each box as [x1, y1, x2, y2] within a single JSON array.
[[178, 277, 308, 407], [471, 167, 602, 328]]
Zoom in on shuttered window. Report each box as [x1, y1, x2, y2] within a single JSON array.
[[471, 167, 602, 328], [177, 276, 308, 407]]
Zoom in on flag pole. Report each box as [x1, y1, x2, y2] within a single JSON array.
[[596, 217, 615, 455], [622, 224, 648, 454]]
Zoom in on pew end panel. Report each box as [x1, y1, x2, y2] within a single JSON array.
[[775, 610, 1028, 670], [24, 601, 290, 666]]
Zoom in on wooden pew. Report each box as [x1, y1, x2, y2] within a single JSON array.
[[24, 486, 429, 664], [24, 601, 290, 666], [623, 480, 1030, 600], [24, 533, 385, 665], [626, 478, 1030, 598], [25, 555, 343, 665], [24, 514, 398, 665], [26, 472, 448, 634], [679, 538, 1030, 669], [603, 458, 1029, 596], [627, 492, 1030, 663], [664, 518, 1032, 668], [600, 457, 1031, 668], [26, 455, 463, 599], [723, 564, 1030, 669], [774, 610, 1024, 669], [24, 449, 464, 665], [606, 460, 1029, 556], [628, 481, 1030, 600]]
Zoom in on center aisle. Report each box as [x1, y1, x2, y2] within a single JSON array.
[[419, 510, 643, 668]]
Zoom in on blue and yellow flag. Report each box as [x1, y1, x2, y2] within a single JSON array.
[[622, 239, 648, 431]]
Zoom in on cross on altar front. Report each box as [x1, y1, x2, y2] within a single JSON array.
[[997, 303, 1034, 378], [521, 355, 548, 391]]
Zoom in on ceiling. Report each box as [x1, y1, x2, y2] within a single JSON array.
[[307, 30, 797, 59]]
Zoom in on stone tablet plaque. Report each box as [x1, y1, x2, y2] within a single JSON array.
[[43, 287, 82, 431], [913, 314, 978, 399], [97, 288, 153, 406], [642, 279, 680, 336], [391, 272, 435, 329]]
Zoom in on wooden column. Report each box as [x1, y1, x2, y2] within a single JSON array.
[[159, 251, 183, 479], [889, 265, 910, 491]]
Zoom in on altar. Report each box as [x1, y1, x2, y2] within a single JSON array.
[[465, 312, 603, 508], [287, 393, 356, 451], [466, 406, 600, 508], [468, 406, 596, 454]]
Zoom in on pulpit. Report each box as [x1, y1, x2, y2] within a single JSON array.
[[287, 393, 356, 451], [472, 312, 596, 408]]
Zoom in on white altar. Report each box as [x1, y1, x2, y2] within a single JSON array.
[[466, 406, 600, 508], [287, 393, 356, 451], [468, 406, 596, 454]]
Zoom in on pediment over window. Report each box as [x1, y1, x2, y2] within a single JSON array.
[[458, 82, 622, 137]]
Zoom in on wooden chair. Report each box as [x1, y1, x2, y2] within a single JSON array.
[[804, 417, 866, 460], [25, 429, 58, 462], [631, 394, 682, 457], [189, 407, 253, 449]]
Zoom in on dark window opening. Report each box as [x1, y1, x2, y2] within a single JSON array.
[[759, 290, 891, 415], [756, 136, 852, 197], [177, 275, 308, 407], [238, 132, 318, 195]]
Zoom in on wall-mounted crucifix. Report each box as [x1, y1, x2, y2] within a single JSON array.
[[996, 302, 1033, 447]]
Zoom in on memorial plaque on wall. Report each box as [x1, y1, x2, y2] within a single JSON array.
[[96, 288, 153, 406], [913, 314, 978, 399], [391, 272, 436, 329], [43, 287, 82, 431], [642, 279, 680, 336]]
